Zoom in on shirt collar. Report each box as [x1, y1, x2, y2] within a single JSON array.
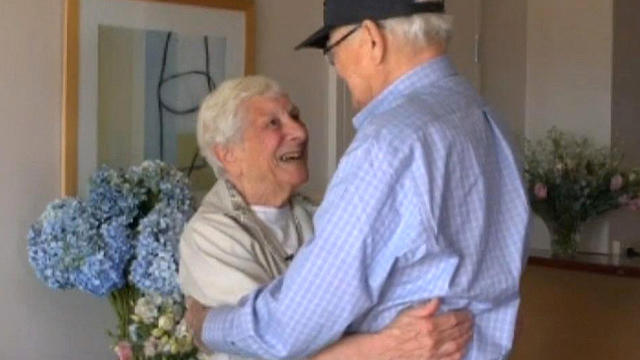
[[352, 55, 457, 130]]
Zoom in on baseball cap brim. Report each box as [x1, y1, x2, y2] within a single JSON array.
[[294, 25, 333, 50], [295, 0, 445, 51]]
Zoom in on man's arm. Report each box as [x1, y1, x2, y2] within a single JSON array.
[[186, 298, 473, 360], [198, 138, 426, 358], [181, 206, 473, 360]]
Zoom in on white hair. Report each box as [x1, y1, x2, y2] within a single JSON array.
[[197, 75, 282, 174], [380, 13, 453, 48]]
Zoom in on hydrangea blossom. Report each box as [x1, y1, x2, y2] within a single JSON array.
[[128, 160, 193, 214], [27, 199, 132, 296], [28, 160, 198, 357], [74, 216, 134, 296], [129, 204, 191, 296], [88, 166, 141, 223], [28, 198, 95, 289], [101, 216, 134, 277], [74, 251, 125, 297]]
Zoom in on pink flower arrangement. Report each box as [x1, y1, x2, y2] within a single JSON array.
[[524, 128, 640, 256]]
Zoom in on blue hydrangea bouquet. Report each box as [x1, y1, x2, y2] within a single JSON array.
[[27, 160, 201, 359]]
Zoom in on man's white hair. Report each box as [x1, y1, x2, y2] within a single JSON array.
[[197, 75, 282, 174], [380, 13, 453, 48]]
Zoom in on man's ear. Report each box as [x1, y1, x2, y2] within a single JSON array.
[[213, 144, 241, 176], [361, 19, 386, 65]]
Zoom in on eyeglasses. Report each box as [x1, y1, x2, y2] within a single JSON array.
[[323, 25, 361, 66]]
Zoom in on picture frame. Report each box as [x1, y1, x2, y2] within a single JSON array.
[[62, 0, 255, 196]]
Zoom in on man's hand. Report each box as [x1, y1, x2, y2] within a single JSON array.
[[185, 296, 212, 352], [375, 299, 473, 360]]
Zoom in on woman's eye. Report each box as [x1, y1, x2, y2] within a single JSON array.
[[268, 118, 280, 127]]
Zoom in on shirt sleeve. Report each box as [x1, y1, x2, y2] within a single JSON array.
[[178, 213, 273, 307], [202, 136, 414, 359]]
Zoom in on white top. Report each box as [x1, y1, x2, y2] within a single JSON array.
[[250, 204, 301, 257]]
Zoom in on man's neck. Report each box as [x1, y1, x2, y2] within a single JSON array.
[[375, 46, 446, 97]]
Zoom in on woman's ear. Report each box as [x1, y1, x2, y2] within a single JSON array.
[[213, 144, 241, 177], [361, 19, 386, 65]]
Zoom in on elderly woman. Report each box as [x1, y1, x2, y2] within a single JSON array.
[[179, 76, 472, 360]]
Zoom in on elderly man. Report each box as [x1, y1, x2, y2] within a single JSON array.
[[180, 76, 472, 360], [186, 0, 530, 359]]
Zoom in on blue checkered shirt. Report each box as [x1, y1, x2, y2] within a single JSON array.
[[202, 56, 531, 359]]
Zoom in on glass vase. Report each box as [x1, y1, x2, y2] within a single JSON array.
[[548, 224, 580, 258]]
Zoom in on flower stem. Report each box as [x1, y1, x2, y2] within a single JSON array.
[[108, 285, 139, 340]]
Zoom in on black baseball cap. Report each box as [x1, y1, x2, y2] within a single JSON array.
[[295, 0, 445, 50]]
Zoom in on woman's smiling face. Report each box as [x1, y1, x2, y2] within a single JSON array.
[[223, 94, 309, 205]]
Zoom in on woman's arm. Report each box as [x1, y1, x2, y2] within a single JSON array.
[[311, 300, 473, 360]]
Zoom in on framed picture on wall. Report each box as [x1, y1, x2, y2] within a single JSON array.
[[62, 0, 255, 198]]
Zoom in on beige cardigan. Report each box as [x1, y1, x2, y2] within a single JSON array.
[[179, 180, 316, 360]]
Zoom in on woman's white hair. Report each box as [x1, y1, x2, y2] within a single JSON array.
[[380, 13, 453, 48], [197, 75, 282, 174]]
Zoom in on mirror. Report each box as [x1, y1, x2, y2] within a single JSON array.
[[62, 0, 255, 198]]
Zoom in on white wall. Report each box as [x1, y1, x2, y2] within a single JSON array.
[[98, 27, 142, 169], [0, 0, 328, 359], [446, 0, 482, 89], [480, 0, 527, 145], [254, 0, 328, 198], [610, 0, 640, 248], [0, 1, 116, 359], [524, 0, 614, 251], [525, 0, 613, 143]]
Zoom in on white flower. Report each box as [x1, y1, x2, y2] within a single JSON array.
[[158, 313, 175, 331], [160, 335, 172, 353], [128, 324, 140, 342], [151, 327, 165, 338], [144, 338, 159, 357], [135, 296, 159, 324], [174, 319, 191, 339], [149, 293, 165, 307], [170, 339, 180, 354]]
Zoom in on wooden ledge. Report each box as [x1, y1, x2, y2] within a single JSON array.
[[527, 248, 640, 278]]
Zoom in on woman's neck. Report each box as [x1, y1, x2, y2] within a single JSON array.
[[227, 177, 292, 207]]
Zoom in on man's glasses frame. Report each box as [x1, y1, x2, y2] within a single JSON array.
[[323, 24, 361, 65]]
